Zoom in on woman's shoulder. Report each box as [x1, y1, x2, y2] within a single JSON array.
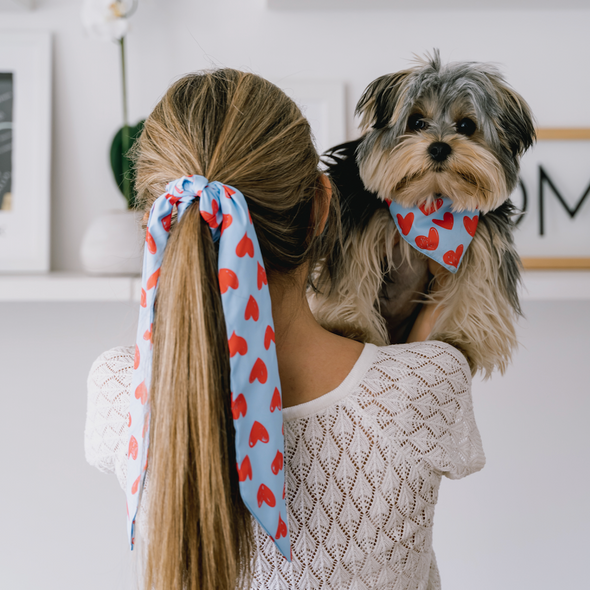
[[89, 345, 135, 380], [359, 341, 484, 478], [370, 340, 471, 387], [85, 346, 135, 478]]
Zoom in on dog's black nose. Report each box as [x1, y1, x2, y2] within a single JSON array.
[[428, 142, 452, 162]]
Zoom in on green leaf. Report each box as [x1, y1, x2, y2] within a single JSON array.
[[110, 119, 145, 209]]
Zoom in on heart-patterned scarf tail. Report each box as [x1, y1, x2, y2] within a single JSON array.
[[127, 175, 291, 560]]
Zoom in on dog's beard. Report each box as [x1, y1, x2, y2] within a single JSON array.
[[359, 133, 508, 213]]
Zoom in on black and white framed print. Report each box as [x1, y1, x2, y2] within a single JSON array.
[[0, 32, 51, 272]]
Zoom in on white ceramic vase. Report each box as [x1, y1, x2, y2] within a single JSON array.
[[80, 209, 144, 275]]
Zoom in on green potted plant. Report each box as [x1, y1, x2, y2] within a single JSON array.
[[80, 0, 145, 274]]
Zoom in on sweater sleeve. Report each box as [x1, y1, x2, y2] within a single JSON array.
[[84, 346, 135, 491], [372, 341, 486, 480], [404, 341, 485, 479]]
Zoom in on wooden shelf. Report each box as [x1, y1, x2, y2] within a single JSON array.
[[1, 271, 590, 303], [522, 258, 590, 270]]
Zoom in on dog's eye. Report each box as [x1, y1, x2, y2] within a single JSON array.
[[456, 118, 477, 136], [408, 113, 429, 132]]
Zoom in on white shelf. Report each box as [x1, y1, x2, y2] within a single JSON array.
[[519, 271, 590, 301], [0, 0, 35, 11], [0, 273, 140, 302], [1, 271, 590, 303], [267, 0, 589, 9]]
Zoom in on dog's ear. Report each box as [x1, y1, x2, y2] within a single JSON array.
[[492, 79, 536, 158], [355, 71, 411, 132]]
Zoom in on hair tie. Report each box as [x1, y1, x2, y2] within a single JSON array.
[[387, 196, 480, 272], [127, 175, 291, 560]]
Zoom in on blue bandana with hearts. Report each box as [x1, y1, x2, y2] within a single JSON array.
[[387, 196, 480, 273], [127, 175, 290, 560]]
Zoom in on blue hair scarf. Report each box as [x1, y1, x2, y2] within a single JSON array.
[[127, 175, 291, 560]]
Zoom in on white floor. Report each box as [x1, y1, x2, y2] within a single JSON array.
[[1, 300, 588, 589]]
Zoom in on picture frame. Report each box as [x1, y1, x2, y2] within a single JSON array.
[[0, 32, 52, 272], [516, 128, 590, 270]]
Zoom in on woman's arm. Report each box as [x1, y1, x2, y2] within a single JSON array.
[[406, 259, 446, 343]]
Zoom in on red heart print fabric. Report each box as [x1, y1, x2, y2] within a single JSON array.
[[388, 196, 480, 273], [127, 175, 291, 560]]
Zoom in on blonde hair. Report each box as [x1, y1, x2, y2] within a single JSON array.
[[133, 69, 337, 590]]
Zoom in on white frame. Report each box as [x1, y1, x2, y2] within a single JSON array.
[[277, 80, 346, 158], [0, 32, 51, 272]]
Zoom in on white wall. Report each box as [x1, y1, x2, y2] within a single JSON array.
[[1, 300, 588, 590], [2, 0, 590, 272], [1, 1, 589, 589]]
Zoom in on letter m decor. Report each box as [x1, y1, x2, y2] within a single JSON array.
[[538, 165, 590, 236]]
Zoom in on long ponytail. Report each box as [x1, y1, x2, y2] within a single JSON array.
[[146, 202, 252, 590], [133, 69, 339, 590]]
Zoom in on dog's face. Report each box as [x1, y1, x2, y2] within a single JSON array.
[[355, 51, 535, 213]]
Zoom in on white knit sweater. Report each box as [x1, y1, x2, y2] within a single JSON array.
[[85, 341, 485, 590]]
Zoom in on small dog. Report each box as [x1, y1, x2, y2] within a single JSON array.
[[312, 50, 535, 377]]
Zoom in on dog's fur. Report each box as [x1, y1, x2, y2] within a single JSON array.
[[311, 51, 535, 377]]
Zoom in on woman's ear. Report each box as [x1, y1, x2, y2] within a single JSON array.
[[317, 173, 333, 234]]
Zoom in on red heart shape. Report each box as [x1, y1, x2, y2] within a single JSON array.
[[228, 331, 248, 357], [231, 392, 248, 420], [276, 513, 287, 539], [128, 435, 138, 460], [161, 212, 172, 232], [415, 227, 440, 250], [224, 186, 235, 198], [236, 232, 254, 258], [249, 358, 268, 384], [271, 450, 284, 475], [135, 381, 148, 405], [443, 244, 464, 268], [264, 325, 275, 350], [463, 215, 479, 237], [166, 193, 181, 206], [131, 475, 141, 495], [237, 456, 252, 482], [270, 387, 282, 413], [257, 262, 268, 290], [140, 288, 146, 308], [220, 213, 232, 236], [201, 199, 220, 229], [143, 326, 152, 342], [396, 212, 414, 236], [134, 345, 140, 370], [218, 268, 239, 294], [282, 483, 286, 500], [128, 412, 132, 428], [245, 295, 259, 321], [147, 268, 160, 290], [146, 229, 157, 254], [419, 198, 443, 216], [385, 198, 392, 206], [433, 211, 454, 230], [257, 483, 276, 508], [249, 420, 269, 447]]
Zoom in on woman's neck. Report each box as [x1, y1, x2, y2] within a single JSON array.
[[268, 271, 364, 409]]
